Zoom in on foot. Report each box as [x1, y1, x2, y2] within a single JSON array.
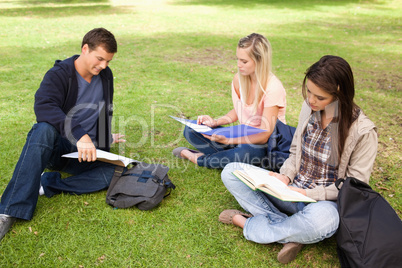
[[39, 185, 45, 196], [277, 242, 304, 264], [180, 149, 204, 164], [39, 173, 45, 196], [219, 209, 252, 225], [0, 214, 16, 242], [172, 147, 203, 162]]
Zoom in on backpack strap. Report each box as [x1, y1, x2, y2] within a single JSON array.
[[109, 166, 125, 187], [163, 181, 176, 198], [122, 169, 176, 196], [105, 166, 125, 205], [335, 178, 345, 190], [122, 170, 175, 189], [165, 181, 175, 189], [122, 170, 154, 183]]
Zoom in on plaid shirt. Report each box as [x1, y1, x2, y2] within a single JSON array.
[[294, 112, 338, 189]]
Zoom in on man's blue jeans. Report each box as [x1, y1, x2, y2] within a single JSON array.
[[221, 162, 339, 244], [183, 126, 267, 169], [0, 123, 116, 220]]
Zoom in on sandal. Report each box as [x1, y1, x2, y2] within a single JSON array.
[[172, 147, 201, 159], [277, 242, 304, 264], [219, 209, 252, 225]]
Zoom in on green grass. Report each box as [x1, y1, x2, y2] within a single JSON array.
[[0, 0, 401, 267]]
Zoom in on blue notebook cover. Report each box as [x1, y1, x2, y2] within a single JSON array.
[[170, 116, 266, 138]]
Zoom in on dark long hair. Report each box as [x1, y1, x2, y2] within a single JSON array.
[[302, 55, 359, 162]]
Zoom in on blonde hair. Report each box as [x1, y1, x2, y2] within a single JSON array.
[[238, 33, 272, 113]]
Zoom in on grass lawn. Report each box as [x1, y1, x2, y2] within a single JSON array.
[[0, 0, 400, 267]]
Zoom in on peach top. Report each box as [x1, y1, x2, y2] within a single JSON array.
[[231, 74, 286, 129]]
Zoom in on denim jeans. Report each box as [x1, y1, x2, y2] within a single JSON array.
[[221, 162, 339, 244], [0, 122, 117, 220], [183, 126, 267, 169]]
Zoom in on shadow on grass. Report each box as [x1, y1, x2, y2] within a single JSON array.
[[1, 23, 399, 92], [0, 0, 133, 17], [174, 0, 382, 9], [19, 0, 109, 3]]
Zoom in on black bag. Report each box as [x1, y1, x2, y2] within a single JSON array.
[[106, 162, 175, 210], [262, 119, 296, 172], [335, 177, 402, 268]]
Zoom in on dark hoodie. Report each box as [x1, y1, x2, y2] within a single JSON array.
[[34, 55, 114, 151]]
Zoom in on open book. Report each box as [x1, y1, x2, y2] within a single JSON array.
[[62, 149, 138, 167], [170, 115, 266, 138], [233, 164, 316, 203]]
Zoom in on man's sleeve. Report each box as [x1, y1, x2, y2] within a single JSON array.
[[34, 70, 86, 143]]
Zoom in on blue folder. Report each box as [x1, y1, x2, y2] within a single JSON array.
[[170, 116, 266, 138]]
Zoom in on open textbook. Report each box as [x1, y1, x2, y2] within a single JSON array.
[[62, 149, 138, 167], [232, 164, 316, 203], [170, 115, 266, 138]]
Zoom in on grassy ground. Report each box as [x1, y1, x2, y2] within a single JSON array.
[[0, 0, 400, 267]]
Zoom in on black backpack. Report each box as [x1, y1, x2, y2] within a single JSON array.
[[335, 177, 402, 268], [106, 162, 175, 210], [262, 119, 296, 172]]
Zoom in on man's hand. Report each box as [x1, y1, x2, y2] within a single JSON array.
[[112, 133, 126, 144], [76, 134, 96, 162]]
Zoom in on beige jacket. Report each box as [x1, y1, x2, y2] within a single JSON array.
[[280, 101, 378, 201]]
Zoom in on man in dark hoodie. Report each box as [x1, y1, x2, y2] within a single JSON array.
[[0, 28, 125, 241]]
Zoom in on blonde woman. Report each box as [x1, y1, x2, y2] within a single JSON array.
[[173, 33, 286, 169]]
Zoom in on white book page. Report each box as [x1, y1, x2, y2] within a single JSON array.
[[241, 164, 288, 190], [62, 149, 136, 167], [239, 164, 316, 202], [170, 116, 212, 132], [232, 170, 257, 190]]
